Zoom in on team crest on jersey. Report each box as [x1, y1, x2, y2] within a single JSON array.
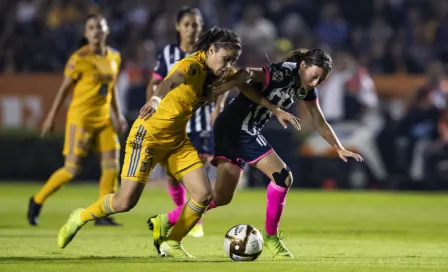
[[272, 70, 284, 82], [297, 87, 309, 99], [188, 63, 199, 76]]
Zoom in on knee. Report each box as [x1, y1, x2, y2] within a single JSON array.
[[113, 194, 138, 212], [191, 189, 213, 207], [273, 167, 293, 188], [62, 164, 81, 177], [213, 192, 235, 207]]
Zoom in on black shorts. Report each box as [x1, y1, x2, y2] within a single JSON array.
[[188, 131, 214, 157], [212, 128, 273, 170]]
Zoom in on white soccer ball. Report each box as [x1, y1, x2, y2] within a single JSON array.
[[224, 224, 263, 262]]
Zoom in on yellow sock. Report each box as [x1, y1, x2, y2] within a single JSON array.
[[98, 159, 119, 198], [80, 193, 116, 222], [168, 198, 208, 242], [34, 167, 74, 205]]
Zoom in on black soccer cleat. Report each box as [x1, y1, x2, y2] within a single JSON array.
[[94, 217, 123, 226], [147, 215, 156, 231], [27, 197, 42, 226], [147, 215, 162, 255]]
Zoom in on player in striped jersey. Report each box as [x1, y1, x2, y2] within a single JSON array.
[[146, 7, 222, 237]]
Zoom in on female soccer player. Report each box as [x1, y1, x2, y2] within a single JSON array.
[[57, 27, 299, 258], [27, 14, 127, 227], [149, 49, 364, 258], [146, 7, 218, 237]]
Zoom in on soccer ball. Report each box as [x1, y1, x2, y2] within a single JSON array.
[[224, 224, 264, 262]]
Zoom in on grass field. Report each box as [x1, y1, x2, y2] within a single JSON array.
[[0, 182, 447, 272]]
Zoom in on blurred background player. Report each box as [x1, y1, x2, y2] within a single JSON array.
[[146, 7, 217, 238], [27, 14, 128, 227]]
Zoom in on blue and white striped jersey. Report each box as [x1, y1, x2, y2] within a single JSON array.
[[153, 44, 213, 134]]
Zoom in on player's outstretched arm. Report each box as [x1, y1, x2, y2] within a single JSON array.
[[238, 83, 301, 130], [139, 70, 186, 119], [41, 76, 75, 138], [305, 99, 364, 162], [111, 85, 128, 134], [211, 67, 264, 96], [146, 77, 162, 102]]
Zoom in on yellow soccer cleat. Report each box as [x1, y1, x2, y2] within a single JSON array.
[[262, 230, 294, 258], [187, 223, 204, 238], [159, 240, 195, 258], [147, 214, 171, 254], [58, 208, 86, 248]]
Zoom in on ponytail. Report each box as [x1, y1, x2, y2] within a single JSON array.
[[283, 48, 310, 62]]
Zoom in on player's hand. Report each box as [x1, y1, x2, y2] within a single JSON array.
[[211, 69, 248, 96], [272, 108, 301, 130], [211, 80, 237, 97], [139, 102, 155, 120], [41, 116, 55, 138], [139, 96, 161, 120], [117, 115, 128, 135], [336, 148, 364, 162]]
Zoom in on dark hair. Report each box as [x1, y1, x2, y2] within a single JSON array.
[[284, 48, 333, 77], [78, 14, 106, 47], [191, 26, 242, 53], [175, 7, 203, 45]]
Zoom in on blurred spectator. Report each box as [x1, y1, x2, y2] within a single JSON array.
[[234, 4, 277, 58], [395, 62, 447, 182], [0, 0, 447, 75], [315, 2, 349, 48]]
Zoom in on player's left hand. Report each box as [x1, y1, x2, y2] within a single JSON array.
[[272, 108, 301, 130], [117, 115, 128, 135], [139, 97, 160, 120], [139, 102, 155, 120], [336, 148, 364, 162]]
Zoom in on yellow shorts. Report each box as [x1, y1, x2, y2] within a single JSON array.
[[62, 122, 120, 156], [121, 119, 203, 183]]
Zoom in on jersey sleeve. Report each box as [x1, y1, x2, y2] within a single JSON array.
[[168, 58, 200, 86], [263, 63, 295, 90], [303, 88, 318, 102], [153, 49, 167, 80], [64, 54, 81, 80]]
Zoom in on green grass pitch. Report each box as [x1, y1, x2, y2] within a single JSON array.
[[0, 182, 447, 272]]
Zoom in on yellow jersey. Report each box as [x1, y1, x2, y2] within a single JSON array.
[[146, 50, 220, 146], [64, 45, 121, 127]]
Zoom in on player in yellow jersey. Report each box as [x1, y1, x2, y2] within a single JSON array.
[[28, 14, 127, 226], [146, 7, 224, 238], [57, 27, 298, 257]]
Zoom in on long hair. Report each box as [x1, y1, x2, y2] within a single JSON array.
[[284, 48, 333, 77], [78, 14, 106, 48], [175, 7, 203, 45], [191, 26, 241, 53]]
